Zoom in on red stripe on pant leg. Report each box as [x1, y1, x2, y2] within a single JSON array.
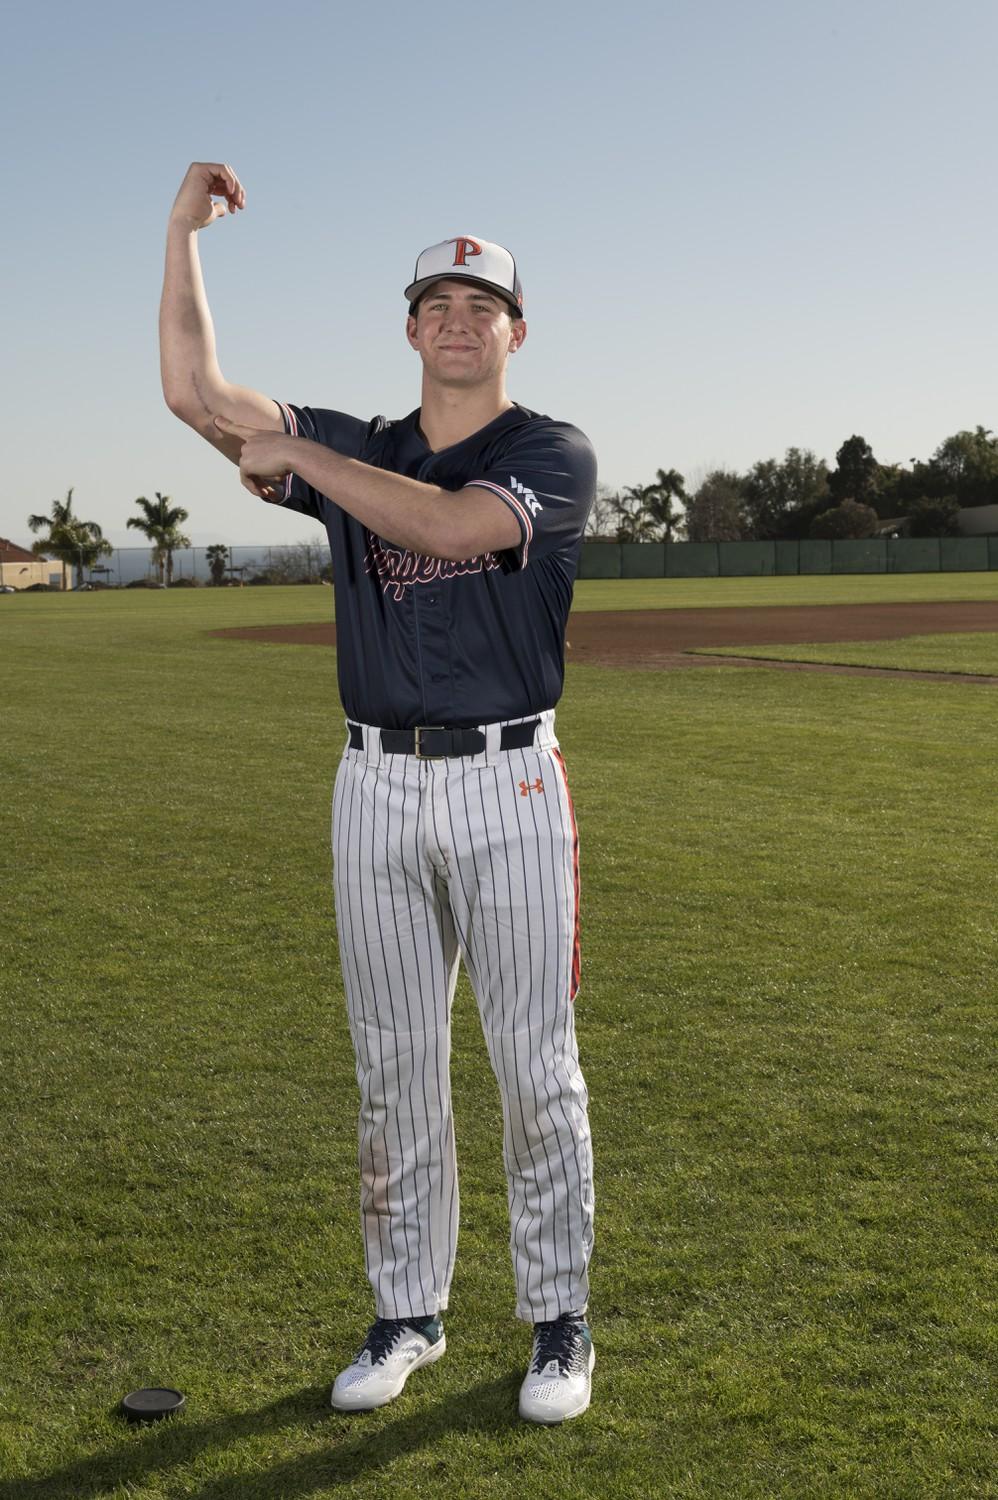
[[552, 749, 581, 1001]]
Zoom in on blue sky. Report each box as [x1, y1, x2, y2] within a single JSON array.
[[3, 0, 997, 546]]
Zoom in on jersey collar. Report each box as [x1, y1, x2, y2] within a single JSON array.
[[410, 403, 536, 458]]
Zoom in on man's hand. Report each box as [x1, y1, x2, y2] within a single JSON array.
[[170, 162, 246, 231], [214, 415, 295, 502]]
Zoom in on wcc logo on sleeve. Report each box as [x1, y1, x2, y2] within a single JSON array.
[[509, 477, 541, 516]]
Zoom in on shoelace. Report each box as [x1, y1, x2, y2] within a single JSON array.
[[531, 1316, 587, 1375], [358, 1318, 412, 1366]]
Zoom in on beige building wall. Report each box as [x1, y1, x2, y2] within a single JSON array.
[[0, 557, 71, 590]]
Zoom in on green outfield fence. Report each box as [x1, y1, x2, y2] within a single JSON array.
[[580, 536, 998, 580], [9, 537, 998, 591]]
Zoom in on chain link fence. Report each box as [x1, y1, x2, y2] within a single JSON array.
[[70, 543, 332, 589]]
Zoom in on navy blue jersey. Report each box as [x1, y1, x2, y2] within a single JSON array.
[[275, 401, 596, 729]]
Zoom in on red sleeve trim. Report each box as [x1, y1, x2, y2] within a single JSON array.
[[276, 403, 299, 503], [465, 479, 533, 567]]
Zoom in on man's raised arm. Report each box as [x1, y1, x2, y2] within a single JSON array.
[[159, 162, 283, 465]]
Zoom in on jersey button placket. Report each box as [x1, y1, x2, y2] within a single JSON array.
[[415, 586, 454, 724]]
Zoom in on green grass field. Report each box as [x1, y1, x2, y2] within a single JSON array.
[[696, 633, 998, 677], [570, 572, 998, 612], [2, 580, 996, 1499]]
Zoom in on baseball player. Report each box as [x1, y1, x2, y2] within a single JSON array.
[[160, 162, 597, 1424]]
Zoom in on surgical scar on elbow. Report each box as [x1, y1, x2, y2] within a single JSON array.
[[191, 372, 216, 426]]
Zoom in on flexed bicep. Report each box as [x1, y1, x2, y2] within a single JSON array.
[[161, 160, 283, 462]]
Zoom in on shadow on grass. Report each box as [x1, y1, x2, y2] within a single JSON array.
[[4, 1373, 523, 1499]]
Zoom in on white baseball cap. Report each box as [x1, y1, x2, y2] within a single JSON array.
[[405, 236, 523, 318]]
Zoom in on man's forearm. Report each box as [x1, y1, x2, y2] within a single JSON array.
[[288, 440, 515, 561], [159, 223, 225, 429], [292, 440, 460, 556]]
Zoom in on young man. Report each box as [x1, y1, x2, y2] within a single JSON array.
[[160, 162, 597, 1424]]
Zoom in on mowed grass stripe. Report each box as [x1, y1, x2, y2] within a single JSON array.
[[694, 631, 998, 677], [572, 571, 998, 612], [2, 591, 996, 1497]]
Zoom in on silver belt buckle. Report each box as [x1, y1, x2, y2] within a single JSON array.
[[414, 726, 444, 759]]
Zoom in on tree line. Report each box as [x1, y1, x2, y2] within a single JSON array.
[[25, 491, 336, 589], [27, 491, 235, 589], [587, 427, 998, 544], [26, 423, 998, 590]]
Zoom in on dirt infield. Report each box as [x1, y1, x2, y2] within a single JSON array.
[[212, 599, 998, 683]]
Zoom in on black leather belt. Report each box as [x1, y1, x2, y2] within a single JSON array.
[[348, 719, 540, 758]]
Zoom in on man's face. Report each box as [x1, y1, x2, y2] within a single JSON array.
[[406, 279, 526, 387]]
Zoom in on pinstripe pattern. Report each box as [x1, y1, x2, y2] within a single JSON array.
[[331, 713, 594, 1323]]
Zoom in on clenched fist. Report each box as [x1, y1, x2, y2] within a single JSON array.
[[170, 162, 246, 231]]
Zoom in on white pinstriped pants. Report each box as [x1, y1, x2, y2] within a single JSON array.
[[331, 709, 595, 1324]]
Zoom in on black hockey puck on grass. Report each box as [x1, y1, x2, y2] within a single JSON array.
[[120, 1387, 186, 1423]]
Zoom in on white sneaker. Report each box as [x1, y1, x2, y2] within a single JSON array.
[[518, 1313, 595, 1424], [330, 1316, 446, 1411]]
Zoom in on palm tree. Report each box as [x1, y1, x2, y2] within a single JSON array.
[[127, 493, 191, 585], [27, 488, 112, 589], [642, 468, 687, 542], [206, 544, 229, 586], [612, 485, 658, 543]]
